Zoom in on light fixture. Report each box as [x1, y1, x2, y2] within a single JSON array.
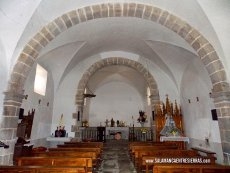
[[83, 93, 96, 98], [83, 85, 96, 98]]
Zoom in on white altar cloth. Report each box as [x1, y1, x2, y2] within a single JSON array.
[[160, 136, 189, 143], [46, 137, 72, 147], [46, 137, 72, 142]]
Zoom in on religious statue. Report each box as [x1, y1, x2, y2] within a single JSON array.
[[105, 119, 109, 127], [60, 126, 66, 137], [111, 118, 115, 127], [160, 113, 182, 136], [116, 120, 120, 127], [137, 110, 147, 122], [55, 126, 61, 137]]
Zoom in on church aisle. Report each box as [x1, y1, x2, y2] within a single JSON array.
[[96, 139, 137, 173]]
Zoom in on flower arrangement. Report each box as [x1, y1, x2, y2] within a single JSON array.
[[82, 120, 89, 127], [137, 110, 147, 122], [140, 128, 148, 133]]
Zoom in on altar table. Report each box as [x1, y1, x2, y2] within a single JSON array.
[[160, 136, 189, 149], [160, 136, 189, 143], [46, 137, 72, 147], [106, 127, 129, 140]]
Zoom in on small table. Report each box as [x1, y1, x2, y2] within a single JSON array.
[[160, 136, 189, 149]]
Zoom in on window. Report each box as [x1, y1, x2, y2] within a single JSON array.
[[147, 87, 151, 106], [34, 64, 47, 96]]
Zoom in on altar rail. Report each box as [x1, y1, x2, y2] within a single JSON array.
[[80, 127, 153, 142]]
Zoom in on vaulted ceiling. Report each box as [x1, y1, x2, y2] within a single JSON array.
[[1, 0, 230, 95]]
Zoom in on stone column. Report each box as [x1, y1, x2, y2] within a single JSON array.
[[0, 91, 24, 165], [212, 90, 230, 164], [149, 94, 160, 141]]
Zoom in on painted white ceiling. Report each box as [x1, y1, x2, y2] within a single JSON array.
[[1, 0, 230, 95]]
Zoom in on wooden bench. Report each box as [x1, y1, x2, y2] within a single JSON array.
[[153, 164, 230, 173], [131, 145, 178, 165], [138, 149, 201, 172], [143, 155, 216, 173], [57, 144, 102, 149], [64, 142, 104, 148], [32, 151, 101, 170], [191, 147, 216, 158], [129, 141, 185, 151], [48, 147, 101, 156], [129, 141, 173, 151], [16, 157, 93, 173], [0, 166, 86, 173]]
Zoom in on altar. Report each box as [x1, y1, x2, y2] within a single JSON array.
[[106, 127, 129, 140], [160, 136, 189, 143], [160, 136, 189, 149], [46, 137, 72, 147]]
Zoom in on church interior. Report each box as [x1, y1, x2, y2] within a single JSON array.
[[1, 0, 230, 172]]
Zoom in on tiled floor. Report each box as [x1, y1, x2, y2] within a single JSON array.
[[96, 139, 137, 173]]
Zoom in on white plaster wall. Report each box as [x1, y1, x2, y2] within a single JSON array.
[[0, 0, 42, 72], [147, 60, 180, 102], [52, 53, 180, 135], [51, 59, 88, 137], [89, 81, 145, 127], [20, 63, 54, 140], [181, 58, 223, 163], [197, 0, 230, 81], [0, 40, 7, 116]]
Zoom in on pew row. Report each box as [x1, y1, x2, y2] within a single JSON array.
[[48, 147, 101, 155], [142, 155, 216, 173], [16, 157, 93, 173], [32, 151, 101, 170], [64, 141, 103, 148], [153, 164, 230, 173], [131, 145, 178, 165], [0, 166, 86, 173], [137, 149, 200, 172]]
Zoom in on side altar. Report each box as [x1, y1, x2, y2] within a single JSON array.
[[155, 95, 189, 149]]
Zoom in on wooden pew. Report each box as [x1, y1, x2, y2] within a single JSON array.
[[64, 142, 104, 148], [153, 164, 230, 173], [142, 155, 216, 173], [138, 149, 201, 172], [130, 142, 177, 156], [16, 157, 93, 173], [129, 141, 184, 152], [32, 151, 101, 170], [48, 147, 101, 156], [128, 141, 172, 159], [191, 147, 216, 158], [129, 141, 171, 151], [0, 166, 86, 173], [131, 145, 178, 165], [57, 144, 101, 149]]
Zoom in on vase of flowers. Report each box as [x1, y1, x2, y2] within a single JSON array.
[[137, 110, 147, 127]]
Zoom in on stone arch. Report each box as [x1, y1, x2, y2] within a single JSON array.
[[75, 57, 160, 113], [6, 3, 228, 96], [3, 2, 230, 164]]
